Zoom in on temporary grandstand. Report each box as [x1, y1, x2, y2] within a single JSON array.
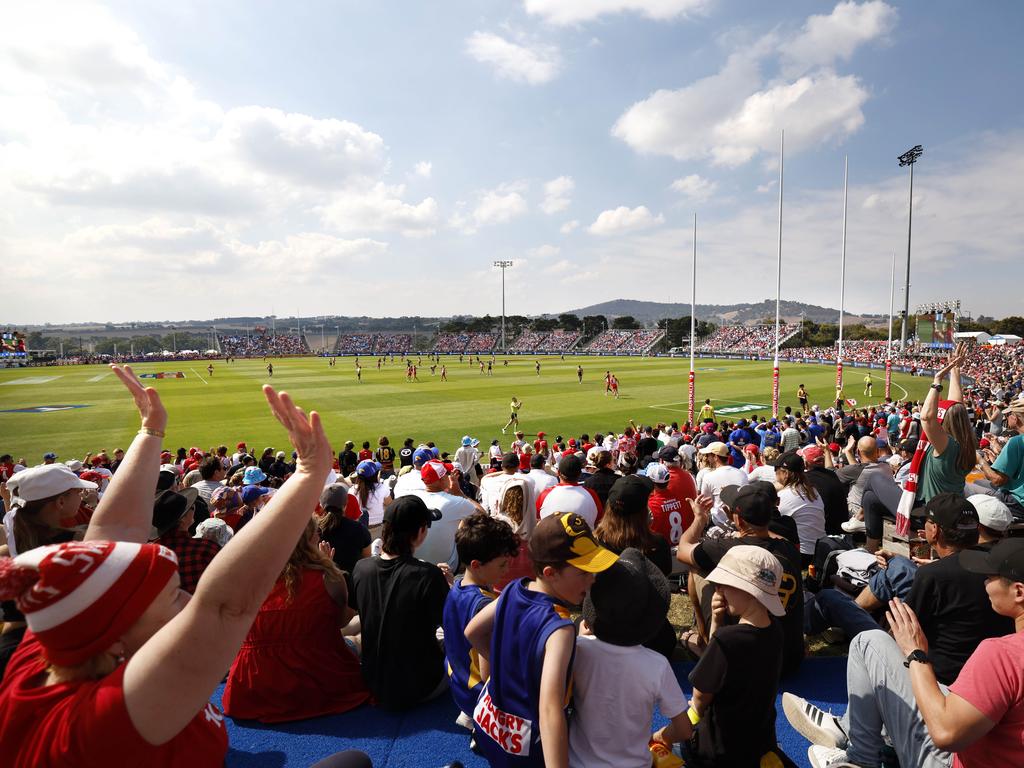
[[697, 324, 800, 354], [582, 329, 665, 354], [432, 332, 497, 354], [332, 333, 412, 355], [507, 329, 582, 353]]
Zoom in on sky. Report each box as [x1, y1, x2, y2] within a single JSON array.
[[2, 0, 1022, 324]]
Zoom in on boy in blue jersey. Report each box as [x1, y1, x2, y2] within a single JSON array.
[[465, 513, 618, 767], [444, 514, 521, 728]]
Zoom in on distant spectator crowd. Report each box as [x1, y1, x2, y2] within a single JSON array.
[[584, 329, 665, 353], [220, 333, 310, 357], [698, 324, 800, 353], [334, 334, 412, 356]]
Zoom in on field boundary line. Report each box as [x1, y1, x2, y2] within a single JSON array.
[[189, 368, 209, 385]]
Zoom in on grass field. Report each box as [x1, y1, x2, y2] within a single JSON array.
[[0, 355, 928, 461]]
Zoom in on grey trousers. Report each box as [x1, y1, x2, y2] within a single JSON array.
[[841, 630, 952, 768]]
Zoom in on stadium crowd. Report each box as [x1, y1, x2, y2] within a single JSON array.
[[220, 333, 310, 357], [698, 324, 800, 353], [584, 329, 664, 353], [1, 346, 1022, 768], [333, 334, 412, 356]]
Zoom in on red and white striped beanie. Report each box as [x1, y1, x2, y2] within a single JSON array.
[[0, 540, 179, 666]]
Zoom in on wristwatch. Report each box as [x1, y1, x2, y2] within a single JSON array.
[[904, 649, 931, 668], [930, 383, 943, 391]]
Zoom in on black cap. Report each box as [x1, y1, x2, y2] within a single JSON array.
[[152, 488, 198, 538], [656, 445, 679, 462], [383, 495, 441, 532], [772, 450, 804, 472], [501, 452, 520, 470], [558, 454, 583, 480], [720, 485, 773, 526], [582, 548, 670, 646], [961, 538, 1024, 583], [925, 493, 979, 533], [606, 475, 653, 516]]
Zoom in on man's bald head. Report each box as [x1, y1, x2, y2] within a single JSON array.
[[858, 436, 879, 461]]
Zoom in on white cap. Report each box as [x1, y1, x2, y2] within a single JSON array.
[[7, 464, 97, 504], [645, 463, 671, 483], [968, 494, 1013, 533]]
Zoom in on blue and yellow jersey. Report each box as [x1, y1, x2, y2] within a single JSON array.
[[474, 578, 575, 766], [443, 576, 498, 717]]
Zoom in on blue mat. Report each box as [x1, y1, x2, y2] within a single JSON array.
[[216, 656, 849, 768]]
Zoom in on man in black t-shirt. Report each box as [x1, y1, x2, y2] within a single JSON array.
[[398, 438, 415, 469], [319, 484, 372, 574], [677, 485, 805, 677], [799, 444, 848, 535], [351, 495, 449, 710]]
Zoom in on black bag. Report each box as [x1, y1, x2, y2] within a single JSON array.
[[804, 534, 853, 592]]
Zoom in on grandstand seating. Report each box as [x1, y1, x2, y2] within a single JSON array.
[[697, 324, 800, 353], [433, 332, 497, 354], [220, 333, 309, 357], [583, 329, 665, 354]]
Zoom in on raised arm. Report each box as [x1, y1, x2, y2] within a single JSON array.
[[85, 365, 167, 544], [921, 355, 961, 456], [123, 386, 333, 745], [947, 343, 967, 404]]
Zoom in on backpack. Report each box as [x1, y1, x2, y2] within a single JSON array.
[[804, 534, 853, 593]]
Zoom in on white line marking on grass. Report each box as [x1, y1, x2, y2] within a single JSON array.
[[0, 376, 61, 386], [87, 373, 111, 383], [189, 368, 209, 385]]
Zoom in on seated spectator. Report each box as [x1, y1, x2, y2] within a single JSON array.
[[695, 442, 748, 527], [352, 460, 387, 537], [223, 516, 370, 722], [411, 461, 483, 571], [583, 448, 617, 507], [351, 495, 449, 710], [442, 514, 520, 727], [677, 486, 804, 677], [194, 517, 233, 548], [0, 365, 340, 766], [318, 484, 371, 574], [152, 488, 219, 595], [595, 476, 675, 659], [773, 451, 826, 566], [805, 494, 1013, 681], [687, 546, 794, 767], [191, 457, 225, 503], [536, 454, 604, 528], [209, 485, 245, 529], [800, 444, 849, 536], [972, 397, 1024, 520], [570, 548, 692, 766], [786, 539, 1024, 768], [646, 462, 694, 548]]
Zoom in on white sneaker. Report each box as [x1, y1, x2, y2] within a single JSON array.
[[782, 693, 848, 748], [808, 745, 864, 768], [455, 711, 474, 731], [841, 518, 867, 533]]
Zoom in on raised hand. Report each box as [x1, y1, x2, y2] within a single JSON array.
[[110, 364, 167, 432], [318, 540, 336, 561], [262, 386, 332, 478], [887, 597, 929, 656]]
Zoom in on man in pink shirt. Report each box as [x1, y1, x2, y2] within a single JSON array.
[[786, 538, 1024, 768], [535, 454, 603, 528]]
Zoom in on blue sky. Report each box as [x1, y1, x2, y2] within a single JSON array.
[[2, 1, 1022, 324]]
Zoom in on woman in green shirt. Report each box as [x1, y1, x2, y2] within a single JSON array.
[[918, 346, 977, 502]]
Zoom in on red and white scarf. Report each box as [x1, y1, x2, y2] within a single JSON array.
[[895, 399, 957, 537]]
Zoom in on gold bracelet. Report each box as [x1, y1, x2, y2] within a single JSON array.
[[138, 427, 165, 439]]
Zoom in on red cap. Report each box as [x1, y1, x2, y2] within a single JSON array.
[[236, 442, 247, 450], [421, 460, 454, 485]]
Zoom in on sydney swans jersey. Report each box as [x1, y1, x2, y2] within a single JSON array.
[[474, 578, 574, 765]]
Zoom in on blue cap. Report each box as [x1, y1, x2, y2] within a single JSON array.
[[430, 446, 440, 458], [241, 485, 270, 504], [43, 452, 57, 460], [461, 436, 472, 447], [243, 467, 267, 485], [413, 448, 434, 466], [356, 460, 381, 479]]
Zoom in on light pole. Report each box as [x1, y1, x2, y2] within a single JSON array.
[[493, 260, 513, 351], [898, 144, 923, 350]]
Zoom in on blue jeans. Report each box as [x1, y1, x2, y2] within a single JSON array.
[[804, 556, 917, 637], [841, 630, 952, 768]]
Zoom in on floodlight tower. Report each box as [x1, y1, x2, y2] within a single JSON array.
[[493, 260, 513, 351], [898, 144, 923, 350]]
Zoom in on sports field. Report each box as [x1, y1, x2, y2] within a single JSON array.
[[0, 356, 927, 461]]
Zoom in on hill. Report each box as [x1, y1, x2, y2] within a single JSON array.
[[561, 299, 887, 327]]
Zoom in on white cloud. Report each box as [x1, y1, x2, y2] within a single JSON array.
[[524, 0, 712, 26], [541, 176, 574, 214], [413, 161, 433, 178], [318, 183, 439, 238], [781, 1, 897, 76], [560, 219, 580, 234], [529, 244, 561, 259], [670, 174, 717, 202], [465, 31, 561, 85], [543, 259, 575, 275], [451, 182, 529, 234], [588, 205, 664, 235], [612, 2, 891, 166]]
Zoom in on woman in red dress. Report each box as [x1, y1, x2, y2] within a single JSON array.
[[224, 515, 369, 721]]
